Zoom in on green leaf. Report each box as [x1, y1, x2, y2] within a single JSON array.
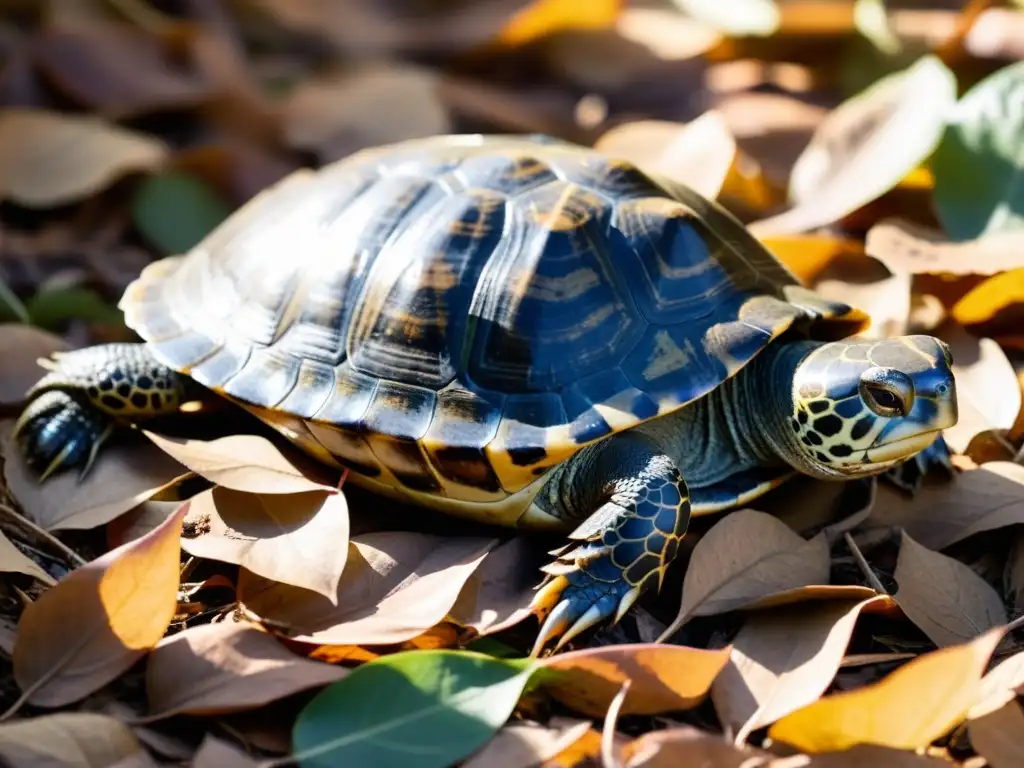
[[292, 649, 537, 768], [132, 171, 232, 256], [25, 287, 124, 330], [933, 60, 1024, 240]]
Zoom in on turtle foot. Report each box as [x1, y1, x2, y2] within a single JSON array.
[[13, 390, 112, 481]]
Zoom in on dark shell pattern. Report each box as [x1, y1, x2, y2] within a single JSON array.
[[120, 135, 859, 503]]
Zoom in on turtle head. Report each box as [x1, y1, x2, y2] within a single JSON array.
[[784, 335, 958, 479]]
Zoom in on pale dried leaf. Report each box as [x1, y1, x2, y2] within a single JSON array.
[[616, 7, 722, 61], [463, 719, 591, 768], [145, 621, 347, 720], [594, 112, 736, 200], [893, 531, 1007, 648], [181, 487, 349, 601], [807, 257, 911, 341], [659, 510, 830, 640], [12, 505, 187, 707], [283, 64, 450, 162], [970, 650, 1024, 719], [144, 431, 338, 495], [2, 421, 188, 531], [969, 700, 1024, 768], [622, 725, 773, 768], [240, 531, 498, 645], [0, 528, 55, 585], [779, 746, 951, 766], [865, 462, 1024, 551], [0, 324, 68, 405], [106, 501, 180, 548], [866, 219, 1024, 276], [190, 736, 260, 768], [941, 324, 1022, 454], [711, 596, 888, 742], [0, 712, 143, 768], [0, 108, 167, 207]]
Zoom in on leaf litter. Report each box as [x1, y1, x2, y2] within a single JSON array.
[[0, 1, 1022, 766]]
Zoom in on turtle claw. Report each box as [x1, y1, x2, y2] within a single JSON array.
[[14, 390, 112, 481]]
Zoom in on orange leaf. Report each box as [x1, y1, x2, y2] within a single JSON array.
[[498, 0, 621, 47]]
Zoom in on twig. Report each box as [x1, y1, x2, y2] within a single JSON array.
[[844, 532, 888, 595], [0, 501, 86, 568]]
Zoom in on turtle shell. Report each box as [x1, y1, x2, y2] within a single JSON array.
[[120, 134, 865, 508]]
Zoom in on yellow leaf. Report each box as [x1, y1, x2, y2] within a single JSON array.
[[498, 0, 621, 46]]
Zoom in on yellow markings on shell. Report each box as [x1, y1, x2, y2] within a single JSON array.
[[642, 330, 696, 382], [485, 420, 578, 494]]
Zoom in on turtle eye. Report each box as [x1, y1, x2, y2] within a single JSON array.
[[860, 367, 913, 418]]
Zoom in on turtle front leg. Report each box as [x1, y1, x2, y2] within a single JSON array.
[[14, 343, 192, 480], [527, 434, 691, 655]]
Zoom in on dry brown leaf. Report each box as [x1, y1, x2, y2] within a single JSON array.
[[0, 108, 168, 207], [190, 736, 260, 768], [540, 643, 732, 718], [0, 712, 144, 768], [865, 462, 1024, 552], [594, 112, 736, 200], [969, 650, 1024, 719], [621, 726, 772, 768], [463, 719, 591, 768], [658, 509, 830, 640], [170, 141, 297, 209], [240, 531, 498, 646], [106, 501, 181, 548], [892, 531, 1007, 648], [33, 23, 212, 118], [144, 620, 347, 720], [810, 258, 911, 341], [144, 431, 338, 495], [749, 56, 955, 237], [1005, 531, 1024, 615], [12, 504, 187, 707], [777, 746, 950, 766], [940, 323, 1022, 454], [2, 421, 189, 531], [0, 324, 68, 406], [968, 700, 1024, 768], [711, 595, 889, 743], [181, 487, 349, 601], [0, 529, 55, 585], [283, 64, 451, 162], [769, 626, 1006, 752], [742, 585, 886, 612], [866, 219, 1024, 276], [447, 535, 546, 637]]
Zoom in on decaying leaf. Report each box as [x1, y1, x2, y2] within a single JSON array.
[[12, 504, 187, 707], [0, 324, 68, 406], [0, 712, 144, 767], [968, 699, 1024, 768], [594, 112, 736, 200], [866, 219, 1024, 276], [190, 736, 261, 768], [711, 595, 889, 743], [144, 431, 339, 495], [0, 108, 168, 207], [462, 719, 591, 768], [892, 530, 1007, 648], [621, 725, 773, 768], [1, 421, 189, 531], [240, 531, 498, 646], [540, 643, 732, 718], [181, 487, 349, 601], [749, 55, 956, 236], [144, 620, 348, 720], [768, 625, 1006, 752], [659, 509, 830, 640], [0, 528, 55, 585], [969, 650, 1024, 719]]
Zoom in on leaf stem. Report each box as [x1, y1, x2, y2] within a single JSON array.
[[844, 532, 888, 594]]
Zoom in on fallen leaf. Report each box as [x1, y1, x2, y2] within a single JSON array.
[[0, 108, 168, 208], [672, 0, 779, 36], [144, 621, 347, 720], [283, 64, 451, 162], [933, 59, 1024, 239], [941, 323, 1022, 453], [106, 500, 180, 548], [748, 55, 956, 236], [132, 171, 233, 256], [181, 487, 349, 601], [594, 112, 736, 200], [970, 650, 1024, 719], [12, 504, 187, 707], [0, 529, 55, 585], [621, 725, 773, 768], [1, 421, 189, 531], [144, 431, 338, 495], [240, 531, 498, 646], [463, 719, 591, 768], [0, 324, 68, 406], [892, 530, 1007, 647], [952, 268, 1024, 337], [497, 0, 621, 46], [866, 219, 1024, 276], [969, 699, 1024, 768], [0, 712, 144, 767], [782, 746, 949, 766], [291, 649, 535, 768], [711, 595, 889, 743], [742, 585, 885, 611], [865, 462, 1024, 551], [33, 22, 212, 118], [807, 255, 911, 341], [190, 736, 260, 768], [768, 625, 1006, 752], [1005, 532, 1024, 615], [615, 7, 722, 62], [761, 234, 866, 285], [540, 643, 732, 717], [658, 510, 830, 641]]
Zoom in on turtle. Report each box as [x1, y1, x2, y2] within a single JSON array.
[[13, 134, 958, 653]]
